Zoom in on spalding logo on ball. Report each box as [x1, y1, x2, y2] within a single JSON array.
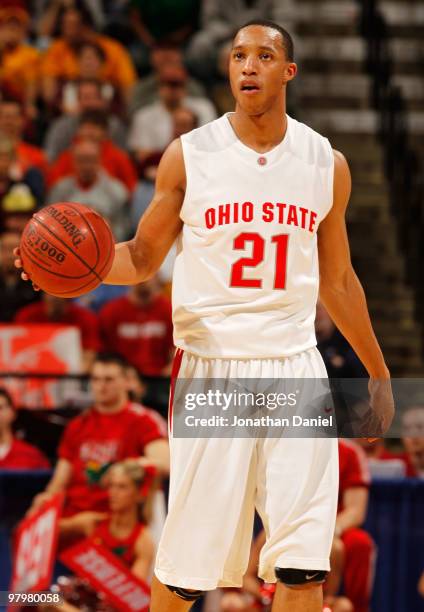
[[20, 202, 115, 298]]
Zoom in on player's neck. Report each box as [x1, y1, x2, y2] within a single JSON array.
[[230, 102, 288, 153]]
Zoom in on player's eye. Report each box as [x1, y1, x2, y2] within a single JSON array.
[[260, 53, 272, 60], [233, 52, 244, 60]]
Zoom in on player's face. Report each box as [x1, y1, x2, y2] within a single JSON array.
[[229, 26, 296, 116], [90, 363, 128, 407], [107, 470, 139, 512]]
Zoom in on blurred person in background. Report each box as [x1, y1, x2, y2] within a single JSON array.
[[0, 3, 40, 117], [355, 431, 414, 478], [35, 0, 105, 44], [43, 461, 155, 612], [14, 291, 101, 371], [401, 404, 424, 478], [47, 139, 130, 241], [0, 99, 48, 178], [44, 78, 127, 161], [316, 301, 366, 378], [128, 0, 200, 74], [186, 0, 295, 80], [26, 353, 169, 520], [0, 136, 43, 233], [99, 277, 174, 378], [40, 5, 136, 109], [130, 106, 198, 229], [61, 41, 123, 116], [129, 43, 206, 115], [128, 63, 216, 166], [0, 387, 50, 469], [48, 110, 137, 193], [0, 229, 40, 321]]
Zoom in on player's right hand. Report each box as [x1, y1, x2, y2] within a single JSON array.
[[13, 247, 40, 290]]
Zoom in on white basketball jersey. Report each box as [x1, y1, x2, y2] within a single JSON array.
[[172, 113, 334, 358]]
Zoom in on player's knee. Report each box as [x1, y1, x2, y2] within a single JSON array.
[[165, 584, 205, 602], [275, 567, 327, 589]]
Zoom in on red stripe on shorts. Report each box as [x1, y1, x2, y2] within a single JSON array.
[[168, 348, 184, 433]]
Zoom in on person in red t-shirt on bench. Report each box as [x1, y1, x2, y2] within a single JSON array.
[[27, 353, 169, 520], [0, 387, 50, 470]]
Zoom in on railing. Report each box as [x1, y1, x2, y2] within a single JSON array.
[[356, 0, 424, 325]]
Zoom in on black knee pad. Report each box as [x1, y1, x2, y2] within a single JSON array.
[[165, 584, 205, 601], [275, 567, 327, 587]]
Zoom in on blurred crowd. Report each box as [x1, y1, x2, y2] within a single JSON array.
[[0, 1, 423, 611]]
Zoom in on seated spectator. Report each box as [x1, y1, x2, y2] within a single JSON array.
[[128, 0, 200, 74], [48, 110, 137, 194], [27, 353, 169, 519], [316, 301, 366, 378], [99, 277, 174, 377], [44, 78, 127, 161], [14, 292, 101, 371], [47, 461, 155, 611], [128, 63, 216, 164], [0, 229, 40, 321], [0, 387, 50, 469], [35, 0, 105, 43], [0, 4, 40, 116], [401, 404, 424, 478], [41, 6, 136, 109], [0, 98, 48, 177], [61, 41, 123, 116], [129, 43, 207, 115], [355, 435, 414, 478], [0, 136, 43, 233], [186, 0, 295, 79], [131, 106, 198, 230], [47, 139, 130, 241]]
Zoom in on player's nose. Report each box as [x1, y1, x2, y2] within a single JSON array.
[[242, 55, 258, 75]]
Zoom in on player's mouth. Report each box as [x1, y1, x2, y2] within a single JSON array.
[[240, 82, 261, 94]]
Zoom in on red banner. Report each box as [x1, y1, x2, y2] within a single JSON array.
[[60, 539, 150, 612], [9, 493, 63, 595]]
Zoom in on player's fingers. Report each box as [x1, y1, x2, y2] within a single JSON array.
[[367, 437, 379, 443]]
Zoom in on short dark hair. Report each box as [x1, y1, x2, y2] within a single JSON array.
[[235, 19, 294, 62], [79, 109, 108, 131], [92, 352, 129, 370], [0, 387, 14, 408]]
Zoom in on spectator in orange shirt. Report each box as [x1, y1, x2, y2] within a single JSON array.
[[0, 98, 48, 178], [48, 110, 137, 193], [41, 6, 136, 109], [14, 292, 101, 372], [0, 5, 40, 116], [0, 387, 50, 470]]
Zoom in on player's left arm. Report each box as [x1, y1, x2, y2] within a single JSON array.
[[318, 150, 394, 434]]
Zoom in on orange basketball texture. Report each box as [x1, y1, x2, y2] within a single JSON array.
[[20, 203, 115, 298]]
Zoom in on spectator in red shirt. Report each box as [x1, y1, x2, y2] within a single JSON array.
[[99, 277, 174, 377], [0, 387, 50, 470], [401, 404, 424, 478], [27, 353, 169, 519], [47, 110, 137, 193], [355, 434, 415, 478], [14, 292, 101, 372], [0, 99, 48, 178]]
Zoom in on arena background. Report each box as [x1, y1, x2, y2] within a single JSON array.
[[0, 1, 423, 611]]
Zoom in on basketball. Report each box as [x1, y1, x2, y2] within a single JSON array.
[[20, 202, 115, 298]]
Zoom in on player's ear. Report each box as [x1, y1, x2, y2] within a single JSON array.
[[283, 62, 297, 83]]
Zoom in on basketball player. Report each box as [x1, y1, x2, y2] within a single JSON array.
[[17, 20, 394, 612]]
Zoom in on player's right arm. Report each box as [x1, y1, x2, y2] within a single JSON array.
[[104, 138, 185, 285], [27, 458, 73, 515]]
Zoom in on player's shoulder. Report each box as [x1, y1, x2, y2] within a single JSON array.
[[287, 115, 334, 169], [180, 114, 231, 154]]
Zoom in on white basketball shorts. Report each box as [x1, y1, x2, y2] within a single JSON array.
[[155, 347, 339, 590]]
